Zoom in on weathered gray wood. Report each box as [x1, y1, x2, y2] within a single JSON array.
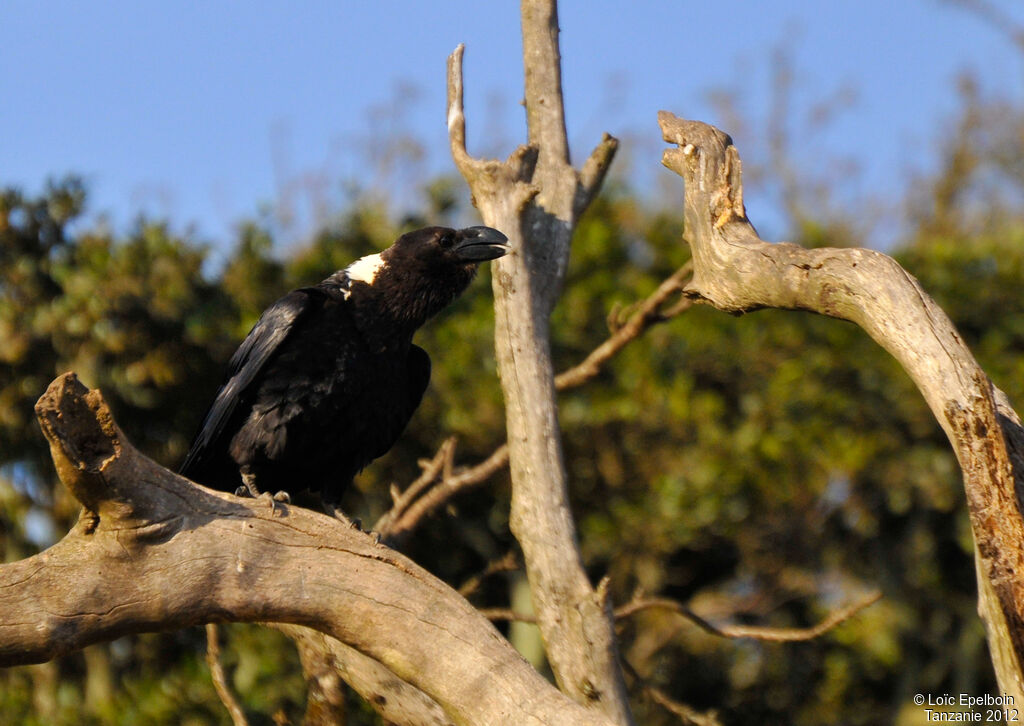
[[659, 111, 1024, 699], [446, 1, 631, 720], [0, 373, 616, 726]]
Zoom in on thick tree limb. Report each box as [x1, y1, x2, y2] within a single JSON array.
[[0, 373, 617, 726], [659, 111, 1024, 698]]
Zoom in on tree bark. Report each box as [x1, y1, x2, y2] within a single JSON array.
[[0, 372, 617, 726], [659, 111, 1024, 698], [446, 0, 631, 721]]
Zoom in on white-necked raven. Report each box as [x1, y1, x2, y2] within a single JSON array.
[[180, 225, 509, 520]]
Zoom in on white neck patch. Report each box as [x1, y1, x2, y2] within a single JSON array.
[[345, 253, 386, 285]]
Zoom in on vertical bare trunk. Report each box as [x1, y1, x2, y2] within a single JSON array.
[[446, 1, 629, 722]]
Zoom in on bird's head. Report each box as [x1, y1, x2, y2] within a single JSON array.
[[343, 226, 510, 329], [388, 225, 510, 268]]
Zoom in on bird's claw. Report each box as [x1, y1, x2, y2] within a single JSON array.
[[256, 491, 288, 515], [324, 504, 362, 530]]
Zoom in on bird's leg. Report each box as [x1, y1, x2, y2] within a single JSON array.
[[238, 468, 290, 514], [238, 469, 262, 498]]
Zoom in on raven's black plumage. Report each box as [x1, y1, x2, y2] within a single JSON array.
[[180, 225, 508, 512]]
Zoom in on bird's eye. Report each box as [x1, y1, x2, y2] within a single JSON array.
[[439, 232, 455, 248]]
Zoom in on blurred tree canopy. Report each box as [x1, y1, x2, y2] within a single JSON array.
[[2, 70, 1024, 726]]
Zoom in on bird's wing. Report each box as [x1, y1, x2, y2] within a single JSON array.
[[180, 288, 319, 477], [406, 344, 432, 417], [362, 344, 431, 464]]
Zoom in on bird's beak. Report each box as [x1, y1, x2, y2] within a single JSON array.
[[453, 226, 511, 262]]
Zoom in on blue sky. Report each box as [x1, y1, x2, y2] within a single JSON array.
[[3, 1, 1023, 250]]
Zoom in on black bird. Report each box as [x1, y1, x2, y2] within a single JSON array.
[[180, 225, 509, 520]]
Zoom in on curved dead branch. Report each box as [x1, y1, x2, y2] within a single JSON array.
[[659, 111, 1024, 698]]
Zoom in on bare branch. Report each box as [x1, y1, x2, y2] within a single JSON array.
[[374, 437, 456, 536], [376, 443, 509, 542], [554, 262, 693, 391], [643, 688, 722, 726], [521, 0, 570, 164], [484, 590, 882, 643], [458, 551, 520, 599], [615, 591, 882, 643], [289, 628, 348, 726], [446, 44, 538, 212], [276, 625, 454, 726], [205, 624, 249, 726], [445, 43, 473, 176], [480, 608, 535, 623]]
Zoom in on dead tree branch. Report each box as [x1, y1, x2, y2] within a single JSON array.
[[458, 551, 521, 599], [613, 590, 881, 642], [0, 372, 617, 726], [659, 111, 1024, 698], [553, 262, 693, 391]]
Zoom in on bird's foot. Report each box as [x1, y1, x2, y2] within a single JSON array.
[[236, 473, 290, 515], [256, 491, 289, 515]]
